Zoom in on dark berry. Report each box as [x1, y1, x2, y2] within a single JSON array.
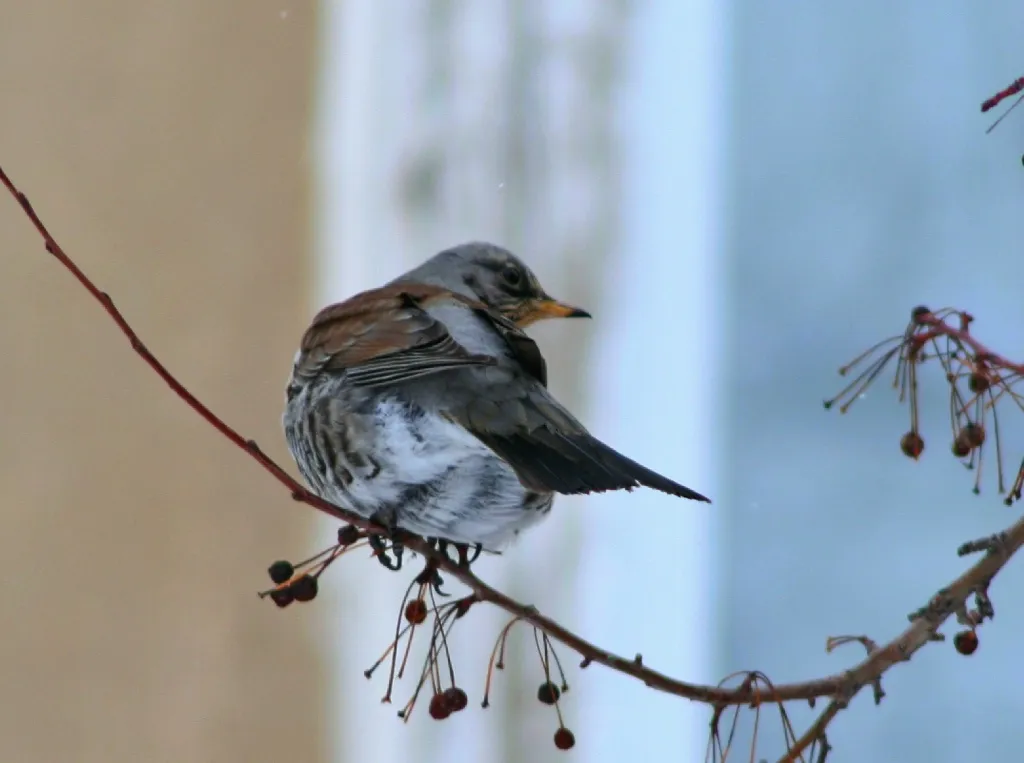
[[911, 305, 932, 323], [267, 560, 294, 585], [269, 588, 294, 608], [900, 431, 925, 460], [428, 692, 451, 720], [968, 372, 991, 394], [554, 727, 576, 751], [443, 687, 468, 712], [290, 574, 318, 603], [337, 524, 361, 546], [951, 437, 971, 458], [954, 629, 978, 656], [963, 422, 985, 448], [405, 598, 428, 625], [537, 681, 561, 705]]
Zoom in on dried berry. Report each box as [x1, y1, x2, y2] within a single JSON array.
[[428, 692, 452, 720], [405, 598, 428, 625], [951, 437, 971, 458], [554, 727, 576, 751], [900, 431, 925, 460], [911, 305, 932, 324], [337, 525, 361, 546], [954, 629, 978, 656], [963, 422, 985, 448], [443, 687, 468, 713], [267, 560, 294, 585], [290, 574, 318, 603], [537, 681, 561, 705], [968, 372, 991, 394], [269, 588, 294, 609]]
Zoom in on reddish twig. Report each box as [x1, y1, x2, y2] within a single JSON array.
[[6, 163, 1024, 759], [981, 75, 1024, 113], [914, 310, 1023, 374], [981, 75, 1024, 135], [827, 306, 1024, 502]]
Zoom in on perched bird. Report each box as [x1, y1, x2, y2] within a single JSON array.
[[283, 242, 709, 557]]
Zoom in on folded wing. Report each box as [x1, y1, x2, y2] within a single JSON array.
[[294, 285, 497, 387], [446, 379, 710, 501]]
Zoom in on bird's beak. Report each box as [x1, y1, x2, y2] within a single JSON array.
[[516, 296, 592, 327]]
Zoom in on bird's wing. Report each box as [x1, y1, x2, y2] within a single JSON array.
[[294, 284, 500, 387], [411, 304, 709, 502], [438, 372, 709, 501]]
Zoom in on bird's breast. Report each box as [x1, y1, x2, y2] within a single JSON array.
[[283, 381, 554, 548]]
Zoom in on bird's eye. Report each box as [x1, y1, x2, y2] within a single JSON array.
[[501, 266, 522, 287]]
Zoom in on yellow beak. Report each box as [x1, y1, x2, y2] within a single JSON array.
[[516, 297, 592, 327]]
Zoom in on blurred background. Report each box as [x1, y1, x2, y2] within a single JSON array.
[[0, 1, 1022, 761]]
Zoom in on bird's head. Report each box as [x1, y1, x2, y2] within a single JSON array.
[[401, 242, 591, 327]]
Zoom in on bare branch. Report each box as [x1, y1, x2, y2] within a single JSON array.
[[5, 161, 1024, 758]]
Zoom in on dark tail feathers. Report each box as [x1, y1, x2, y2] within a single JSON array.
[[477, 428, 711, 502]]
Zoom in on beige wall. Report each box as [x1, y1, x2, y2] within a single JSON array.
[[0, 3, 326, 761]]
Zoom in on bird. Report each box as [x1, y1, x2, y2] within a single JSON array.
[[283, 242, 710, 562]]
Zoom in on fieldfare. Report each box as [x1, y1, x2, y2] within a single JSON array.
[[283, 242, 710, 565]]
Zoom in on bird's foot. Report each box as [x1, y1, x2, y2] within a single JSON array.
[[415, 562, 449, 598], [367, 528, 483, 582], [413, 539, 483, 597], [430, 538, 484, 569], [368, 524, 407, 572]]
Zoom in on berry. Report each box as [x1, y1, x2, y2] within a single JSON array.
[[428, 692, 451, 720], [553, 727, 576, 751], [537, 681, 561, 705], [900, 431, 925, 460], [951, 437, 971, 458], [443, 687, 468, 712], [337, 525, 361, 546], [267, 560, 294, 585], [963, 422, 985, 448], [269, 588, 294, 608], [954, 629, 978, 656], [968, 372, 991, 394], [911, 305, 932, 324], [290, 574, 318, 603], [405, 598, 428, 625]]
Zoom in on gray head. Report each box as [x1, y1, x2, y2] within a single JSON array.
[[390, 241, 590, 327]]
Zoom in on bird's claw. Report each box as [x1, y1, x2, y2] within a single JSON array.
[[431, 538, 483, 569], [368, 532, 404, 571], [369, 530, 483, 581], [461, 542, 484, 567], [415, 562, 449, 597]]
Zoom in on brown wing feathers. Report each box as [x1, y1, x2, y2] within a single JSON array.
[[294, 286, 496, 387]]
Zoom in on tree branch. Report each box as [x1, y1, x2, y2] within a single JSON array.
[[5, 163, 1022, 759]]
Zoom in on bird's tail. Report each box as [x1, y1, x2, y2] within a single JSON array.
[[478, 426, 711, 502]]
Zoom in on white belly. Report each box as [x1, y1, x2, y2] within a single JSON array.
[[324, 398, 553, 550]]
